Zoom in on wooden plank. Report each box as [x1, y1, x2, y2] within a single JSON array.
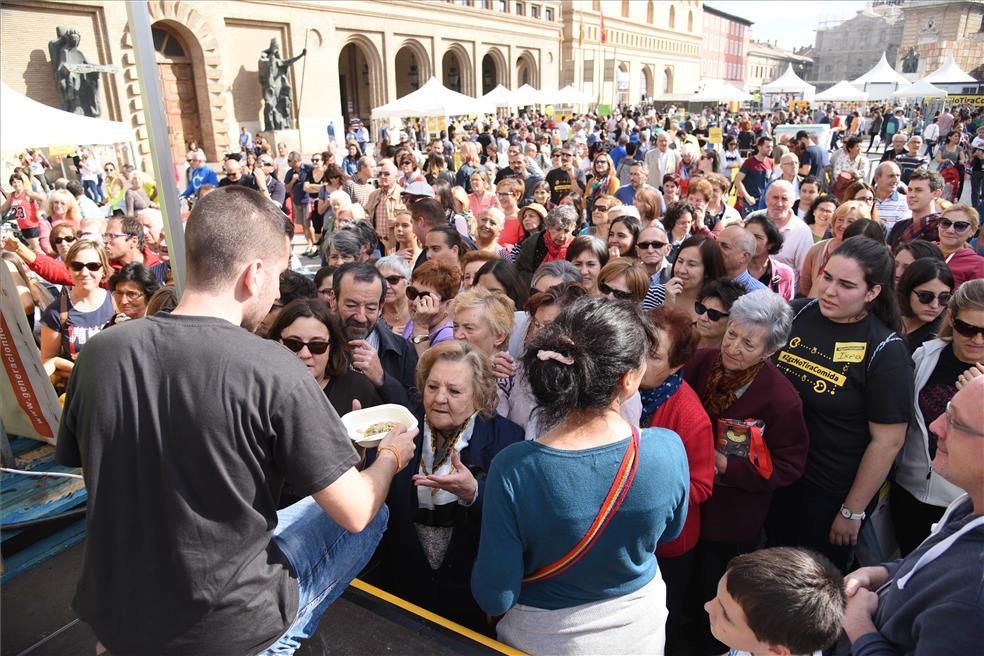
[[1, 520, 86, 584]]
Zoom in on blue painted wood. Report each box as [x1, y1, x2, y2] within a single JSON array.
[[1, 437, 86, 538], [1, 520, 86, 583]]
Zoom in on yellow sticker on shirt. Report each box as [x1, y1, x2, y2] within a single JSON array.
[[833, 342, 867, 363]]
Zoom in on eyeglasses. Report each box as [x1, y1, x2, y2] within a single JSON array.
[[599, 282, 634, 301], [551, 153, 561, 159], [281, 338, 331, 355], [112, 289, 145, 301], [593, 205, 611, 212], [855, 195, 875, 203], [912, 290, 952, 306], [311, 158, 322, 163], [939, 218, 972, 232], [944, 401, 984, 437], [952, 317, 984, 338], [52, 235, 77, 246], [103, 232, 128, 241], [384, 275, 406, 286], [260, 161, 274, 167], [406, 286, 439, 302], [317, 288, 334, 297], [695, 302, 729, 321], [378, 171, 393, 177], [69, 261, 102, 272], [637, 240, 667, 251], [496, 192, 515, 198]]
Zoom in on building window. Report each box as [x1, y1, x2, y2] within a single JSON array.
[[592, 0, 600, 10], [669, 5, 675, 29], [498, 0, 507, 12], [647, 0, 654, 23], [531, 4, 539, 18], [515, 2, 524, 15], [688, 10, 694, 32], [545, 7, 553, 21], [622, 0, 629, 18], [479, 0, 490, 7]]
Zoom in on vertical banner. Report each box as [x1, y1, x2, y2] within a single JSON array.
[[0, 265, 61, 443]]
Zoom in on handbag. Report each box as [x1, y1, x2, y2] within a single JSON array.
[[522, 425, 641, 584], [716, 417, 773, 480]]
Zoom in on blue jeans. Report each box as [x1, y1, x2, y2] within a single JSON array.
[[258, 498, 388, 655]]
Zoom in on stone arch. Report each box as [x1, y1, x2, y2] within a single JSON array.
[[120, 1, 226, 170], [482, 47, 508, 94], [338, 34, 384, 127], [515, 51, 538, 88], [668, 5, 676, 29], [442, 43, 473, 95], [394, 38, 431, 98], [641, 65, 654, 99], [663, 66, 674, 94]]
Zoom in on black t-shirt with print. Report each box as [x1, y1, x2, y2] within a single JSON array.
[[545, 167, 584, 205], [776, 300, 914, 496]]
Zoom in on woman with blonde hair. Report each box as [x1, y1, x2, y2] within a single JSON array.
[[799, 200, 873, 298], [44, 188, 81, 229], [467, 169, 496, 219], [455, 141, 481, 192]]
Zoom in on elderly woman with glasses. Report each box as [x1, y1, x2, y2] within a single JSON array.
[[684, 289, 809, 655], [515, 205, 579, 288], [581, 194, 621, 239], [375, 255, 412, 337], [377, 339, 523, 629], [898, 258, 955, 354], [891, 279, 984, 556], [268, 297, 382, 417], [937, 204, 984, 289], [406, 260, 462, 356], [694, 278, 747, 350]]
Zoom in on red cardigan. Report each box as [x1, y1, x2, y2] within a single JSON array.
[[684, 349, 809, 543], [946, 247, 984, 290], [651, 380, 715, 558]]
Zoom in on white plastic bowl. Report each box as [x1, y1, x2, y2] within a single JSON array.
[[341, 403, 418, 448]]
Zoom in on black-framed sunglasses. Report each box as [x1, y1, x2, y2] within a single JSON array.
[[384, 275, 405, 286], [281, 338, 331, 355], [599, 282, 634, 301], [939, 218, 972, 232], [593, 204, 611, 212], [952, 317, 984, 338], [912, 290, 952, 306], [69, 261, 102, 272], [406, 286, 438, 302], [637, 240, 667, 251], [695, 302, 729, 321], [52, 235, 77, 246]]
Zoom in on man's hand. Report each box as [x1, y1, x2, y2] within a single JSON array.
[[377, 423, 417, 472], [348, 339, 385, 386], [842, 587, 880, 643]]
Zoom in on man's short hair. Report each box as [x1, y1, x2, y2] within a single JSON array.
[[411, 198, 448, 229], [184, 186, 292, 292], [726, 547, 845, 655], [756, 135, 773, 147], [333, 261, 387, 305], [908, 167, 944, 192], [115, 215, 146, 250], [66, 180, 85, 198]]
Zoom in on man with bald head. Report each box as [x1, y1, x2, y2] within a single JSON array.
[[747, 180, 813, 277], [873, 161, 912, 236], [717, 224, 767, 292]]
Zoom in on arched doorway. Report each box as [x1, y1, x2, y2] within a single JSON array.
[[640, 66, 654, 100], [395, 42, 430, 99], [516, 52, 537, 88], [152, 23, 202, 165], [339, 42, 372, 126], [616, 62, 630, 105], [482, 51, 504, 95], [663, 66, 674, 94], [442, 50, 465, 94]]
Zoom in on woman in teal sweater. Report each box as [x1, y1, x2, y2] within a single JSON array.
[[471, 297, 690, 654]]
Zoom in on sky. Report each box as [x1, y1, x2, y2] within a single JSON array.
[[704, 0, 869, 51]]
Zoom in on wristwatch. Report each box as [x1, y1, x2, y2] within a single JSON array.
[[410, 334, 430, 345], [840, 505, 866, 521]]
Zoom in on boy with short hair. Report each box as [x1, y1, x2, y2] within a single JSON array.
[[704, 547, 845, 656]]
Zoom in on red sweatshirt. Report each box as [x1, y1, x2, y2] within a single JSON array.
[[651, 380, 715, 558], [29, 247, 161, 287]]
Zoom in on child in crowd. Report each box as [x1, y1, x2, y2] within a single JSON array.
[[704, 547, 845, 656]]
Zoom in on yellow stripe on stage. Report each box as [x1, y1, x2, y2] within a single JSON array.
[[350, 579, 528, 656]]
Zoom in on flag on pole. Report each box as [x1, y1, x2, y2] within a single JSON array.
[[579, 20, 584, 47], [600, 8, 607, 44]]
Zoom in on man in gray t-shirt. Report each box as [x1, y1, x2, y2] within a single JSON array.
[[57, 187, 417, 654]]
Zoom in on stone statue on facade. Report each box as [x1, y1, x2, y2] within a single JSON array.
[[901, 48, 919, 74], [47, 27, 116, 117], [258, 39, 306, 131]]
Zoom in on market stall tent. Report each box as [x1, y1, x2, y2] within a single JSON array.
[[692, 79, 754, 103], [893, 78, 947, 99], [923, 56, 977, 85], [479, 84, 515, 108], [761, 65, 816, 100], [370, 77, 492, 119], [815, 80, 869, 102], [850, 53, 910, 100], [554, 85, 593, 105], [0, 82, 131, 151], [510, 84, 541, 107]]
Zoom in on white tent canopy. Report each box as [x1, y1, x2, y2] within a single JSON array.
[[893, 78, 947, 99], [0, 82, 131, 151], [851, 53, 910, 87], [480, 84, 514, 108], [692, 79, 753, 103], [923, 55, 977, 85], [815, 80, 869, 102], [761, 65, 816, 98], [370, 77, 492, 119], [554, 85, 593, 105], [509, 84, 541, 107]]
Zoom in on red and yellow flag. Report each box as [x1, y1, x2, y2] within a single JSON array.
[[600, 8, 607, 44]]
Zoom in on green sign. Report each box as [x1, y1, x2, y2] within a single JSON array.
[[597, 104, 612, 117]]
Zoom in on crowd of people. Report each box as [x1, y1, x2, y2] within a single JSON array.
[[3, 100, 984, 656]]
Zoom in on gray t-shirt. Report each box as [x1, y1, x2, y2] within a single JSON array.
[[56, 313, 359, 654]]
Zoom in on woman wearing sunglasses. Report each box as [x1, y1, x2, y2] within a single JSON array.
[[39, 239, 114, 365], [695, 278, 747, 350], [597, 257, 650, 305], [375, 255, 412, 337], [49, 223, 77, 261], [937, 204, 984, 289], [898, 259, 955, 354], [268, 297, 381, 417], [892, 279, 984, 556], [406, 259, 461, 356]]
